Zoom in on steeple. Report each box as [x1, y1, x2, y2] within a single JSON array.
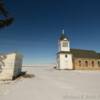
[[62, 29, 64, 34], [60, 29, 69, 41], [57, 29, 73, 70], [58, 29, 70, 52]]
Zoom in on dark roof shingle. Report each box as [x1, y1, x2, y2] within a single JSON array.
[[71, 48, 100, 59]]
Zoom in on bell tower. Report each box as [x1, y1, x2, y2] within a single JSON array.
[[57, 30, 73, 70], [59, 29, 70, 52]]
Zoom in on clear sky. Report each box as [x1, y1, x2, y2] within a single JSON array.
[[0, 0, 100, 65]]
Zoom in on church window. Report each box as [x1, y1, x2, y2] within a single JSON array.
[[98, 61, 100, 67], [85, 61, 88, 67], [65, 55, 67, 58], [92, 61, 94, 67], [62, 41, 67, 47], [79, 60, 81, 67]]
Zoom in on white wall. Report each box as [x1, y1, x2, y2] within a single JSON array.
[[0, 53, 23, 80], [57, 53, 73, 70], [14, 54, 23, 77]]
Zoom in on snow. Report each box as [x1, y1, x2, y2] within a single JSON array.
[[0, 66, 100, 100]]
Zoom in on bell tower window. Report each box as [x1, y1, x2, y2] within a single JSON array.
[[62, 41, 67, 47]]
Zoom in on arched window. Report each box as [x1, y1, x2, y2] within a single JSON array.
[[98, 61, 100, 67], [79, 60, 81, 67], [85, 61, 88, 67], [92, 61, 94, 67]]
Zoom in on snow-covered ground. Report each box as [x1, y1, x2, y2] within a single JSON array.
[[0, 66, 100, 100]]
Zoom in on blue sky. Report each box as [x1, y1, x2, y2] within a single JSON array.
[[0, 0, 100, 65]]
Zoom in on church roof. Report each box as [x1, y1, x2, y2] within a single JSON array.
[[57, 48, 100, 59], [71, 48, 100, 59]]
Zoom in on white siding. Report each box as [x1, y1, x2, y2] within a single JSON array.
[[57, 53, 73, 70], [0, 53, 23, 80]]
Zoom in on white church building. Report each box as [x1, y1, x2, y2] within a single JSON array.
[[57, 30, 100, 70]]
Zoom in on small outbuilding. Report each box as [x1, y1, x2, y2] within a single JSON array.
[[0, 52, 23, 80]]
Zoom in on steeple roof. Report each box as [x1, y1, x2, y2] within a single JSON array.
[[60, 29, 69, 41]]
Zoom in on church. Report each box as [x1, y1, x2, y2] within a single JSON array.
[[57, 30, 100, 70]]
